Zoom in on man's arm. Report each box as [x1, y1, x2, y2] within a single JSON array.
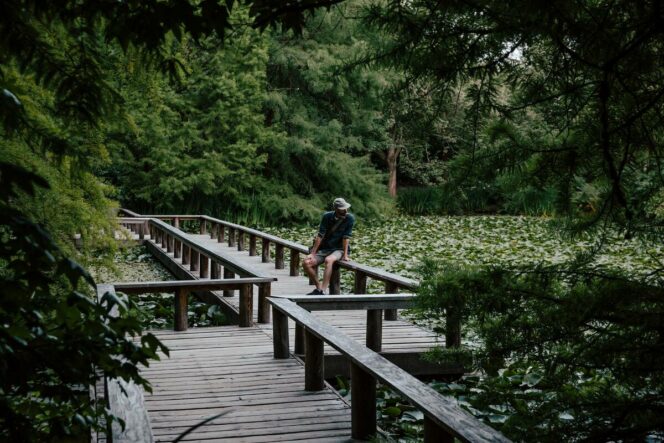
[[310, 235, 322, 256], [342, 238, 350, 261]]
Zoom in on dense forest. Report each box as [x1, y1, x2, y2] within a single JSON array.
[[1, 0, 663, 441]]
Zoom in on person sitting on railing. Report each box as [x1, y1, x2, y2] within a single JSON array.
[[303, 198, 355, 295]]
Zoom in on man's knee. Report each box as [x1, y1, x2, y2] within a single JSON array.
[[324, 255, 338, 265]]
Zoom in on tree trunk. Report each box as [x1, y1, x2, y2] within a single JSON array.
[[387, 146, 400, 198]]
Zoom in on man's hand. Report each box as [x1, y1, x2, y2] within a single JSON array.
[[341, 254, 350, 262]]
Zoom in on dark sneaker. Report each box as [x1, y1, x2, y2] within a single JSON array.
[[306, 288, 325, 296]]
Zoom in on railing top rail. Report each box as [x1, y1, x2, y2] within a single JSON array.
[[118, 208, 143, 217], [112, 278, 276, 294], [273, 294, 415, 311], [148, 218, 270, 278], [269, 297, 509, 443], [117, 217, 150, 223]]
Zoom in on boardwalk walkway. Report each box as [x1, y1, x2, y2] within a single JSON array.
[[110, 216, 471, 442], [141, 326, 352, 442]]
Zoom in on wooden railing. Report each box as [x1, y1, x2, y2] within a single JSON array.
[[118, 210, 461, 347], [269, 297, 509, 443], [145, 218, 276, 326], [113, 278, 275, 330], [274, 294, 415, 354]]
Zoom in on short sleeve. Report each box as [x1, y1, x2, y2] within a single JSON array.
[[342, 214, 355, 238]]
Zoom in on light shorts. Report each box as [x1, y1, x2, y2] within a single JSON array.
[[312, 250, 343, 266]]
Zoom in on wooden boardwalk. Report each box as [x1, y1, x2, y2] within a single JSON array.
[[140, 326, 352, 442], [112, 219, 464, 442]]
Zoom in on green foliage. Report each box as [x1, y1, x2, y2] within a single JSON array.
[[415, 261, 664, 441], [0, 163, 167, 440]]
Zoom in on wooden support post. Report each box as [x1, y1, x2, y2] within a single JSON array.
[[258, 283, 271, 324], [199, 254, 209, 278], [160, 232, 166, 248], [424, 416, 454, 443], [223, 268, 235, 297], [174, 288, 188, 332], [446, 306, 462, 349], [173, 217, 180, 229], [174, 239, 181, 259], [217, 224, 225, 243], [366, 309, 383, 352], [384, 281, 398, 320], [211, 261, 221, 279], [329, 264, 341, 295], [304, 330, 324, 391], [237, 231, 244, 251], [351, 362, 376, 440], [275, 244, 285, 269], [209, 223, 217, 240], [190, 249, 199, 272], [354, 270, 367, 294], [249, 235, 257, 256], [182, 244, 190, 265], [227, 228, 234, 247], [262, 239, 270, 263], [200, 219, 207, 235], [239, 284, 253, 327], [166, 234, 173, 253], [273, 309, 289, 359], [139, 223, 146, 240], [289, 249, 300, 276], [294, 323, 305, 355]]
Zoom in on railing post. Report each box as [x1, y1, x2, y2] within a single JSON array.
[[228, 228, 236, 247], [275, 244, 284, 269], [190, 249, 199, 272], [249, 235, 257, 256], [272, 309, 289, 359], [166, 234, 173, 253], [173, 239, 181, 259], [305, 329, 324, 391], [258, 283, 271, 324], [237, 231, 245, 251], [210, 223, 217, 240], [199, 254, 209, 278], [424, 416, 454, 443], [139, 222, 146, 240], [354, 270, 367, 294], [217, 224, 225, 242], [366, 309, 383, 352], [384, 281, 398, 320], [200, 219, 207, 235], [211, 261, 221, 279], [289, 249, 300, 276], [295, 324, 305, 355], [446, 306, 462, 349], [182, 244, 190, 265], [329, 264, 341, 295], [173, 217, 179, 229], [160, 232, 167, 248], [351, 362, 376, 440], [262, 239, 270, 263], [223, 268, 235, 297], [239, 283, 253, 327], [174, 288, 188, 331]]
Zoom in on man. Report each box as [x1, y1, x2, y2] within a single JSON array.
[[303, 197, 355, 295]]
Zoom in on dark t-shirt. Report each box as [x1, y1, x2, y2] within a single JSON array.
[[317, 211, 355, 252]]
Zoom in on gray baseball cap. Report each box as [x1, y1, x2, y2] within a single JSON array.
[[333, 198, 351, 210]]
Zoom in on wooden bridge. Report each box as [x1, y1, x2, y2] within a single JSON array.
[[94, 211, 509, 442]]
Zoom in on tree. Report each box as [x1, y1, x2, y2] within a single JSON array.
[[364, 0, 664, 231]]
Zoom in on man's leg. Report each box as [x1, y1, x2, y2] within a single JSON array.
[[320, 252, 342, 292], [302, 255, 321, 290]]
